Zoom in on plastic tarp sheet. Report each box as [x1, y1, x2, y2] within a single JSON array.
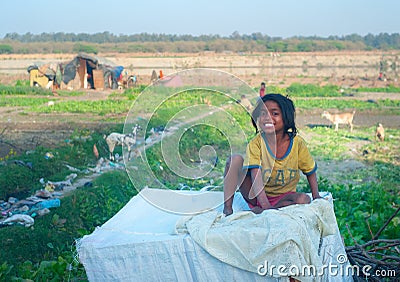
[[62, 58, 78, 84], [77, 188, 353, 282]]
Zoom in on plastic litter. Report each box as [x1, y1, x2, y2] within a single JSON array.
[[47, 179, 72, 190], [65, 164, 80, 172], [35, 198, 60, 209], [45, 183, 55, 192], [0, 214, 34, 227], [36, 208, 50, 217], [65, 173, 78, 181], [52, 192, 63, 197], [8, 197, 18, 204], [13, 160, 33, 169], [44, 152, 54, 159], [1, 150, 127, 228], [1, 209, 11, 216], [19, 205, 30, 212], [35, 189, 52, 199], [84, 182, 93, 187]]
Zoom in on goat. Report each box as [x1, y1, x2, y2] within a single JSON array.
[[375, 123, 385, 142], [321, 110, 356, 132], [104, 124, 141, 161]]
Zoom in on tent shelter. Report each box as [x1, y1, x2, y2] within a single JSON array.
[[58, 53, 122, 90], [27, 53, 123, 91], [27, 64, 56, 89]]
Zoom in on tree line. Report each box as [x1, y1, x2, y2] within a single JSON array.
[[0, 32, 399, 54]]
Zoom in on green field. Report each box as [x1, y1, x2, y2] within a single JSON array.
[[0, 82, 399, 280]]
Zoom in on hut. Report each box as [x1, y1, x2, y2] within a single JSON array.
[[28, 53, 123, 91]]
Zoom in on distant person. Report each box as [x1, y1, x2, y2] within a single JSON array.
[[159, 70, 164, 79], [259, 82, 266, 97], [151, 70, 158, 82]]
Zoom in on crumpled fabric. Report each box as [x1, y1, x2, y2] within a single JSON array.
[[175, 199, 337, 282], [1, 214, 34, 227]]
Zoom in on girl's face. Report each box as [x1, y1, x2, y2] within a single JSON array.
[[257, 100, 285, 135]]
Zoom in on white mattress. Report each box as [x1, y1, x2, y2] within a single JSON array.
[[77, 188, 353, 282]]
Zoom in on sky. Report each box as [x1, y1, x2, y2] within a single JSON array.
[[0, 0, 399, 38]]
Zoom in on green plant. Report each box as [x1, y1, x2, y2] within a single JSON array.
[[286, 83, 341, 97], [354, 85, 400, 93], [30, 99, 133, 115], [0, 83, 399, 280], [0, 84, 52, 95], [72, 43, 98, 54], [0, 165, 136, 280], [0, 44, 13, 54], [0, 262, 13, 280], [14, 80, 30, 87], [0, 96, 50, 107], [293, 97, 400, 110], [319, 179, 399, 246], [296, 126, 400, 246]]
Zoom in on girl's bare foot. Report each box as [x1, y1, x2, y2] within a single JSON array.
[[223, 207, 233, 216], [251, 206, 264, 214]]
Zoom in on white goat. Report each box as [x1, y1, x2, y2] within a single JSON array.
[[105, 124, 141, 161], [321, 110, 356, 132]]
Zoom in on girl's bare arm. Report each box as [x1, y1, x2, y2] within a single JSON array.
[[307, 172, 321, 200], [251, 168, 272, 209]]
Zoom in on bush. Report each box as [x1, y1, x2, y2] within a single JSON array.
[[0, 44, 13, 54], [286, 83, 341, 97], [72, 43, 98, 54]]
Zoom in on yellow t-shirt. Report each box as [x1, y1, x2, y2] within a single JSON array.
[[243, 133, 317, 197]]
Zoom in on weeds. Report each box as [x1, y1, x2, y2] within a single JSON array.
[[0, 84, 52, 95], [0, 83, 399, 280]]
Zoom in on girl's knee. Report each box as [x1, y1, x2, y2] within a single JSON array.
[[225, 154, 244, 170], [297, 193, 311, 204], [228, 154, 244, 164]]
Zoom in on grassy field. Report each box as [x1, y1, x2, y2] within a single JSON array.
[[0, 82, 399, 280]]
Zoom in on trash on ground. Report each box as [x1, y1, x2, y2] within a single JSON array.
[[44, 152, 54, 159], [1, 151, 127, 228], [0, 214, 34, 228]]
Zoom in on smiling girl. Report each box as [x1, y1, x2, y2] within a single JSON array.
[[223, 94, 321, 216]]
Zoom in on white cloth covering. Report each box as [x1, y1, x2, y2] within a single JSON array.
[[77, 188, 353, 282], [176, 199, 338, 282]]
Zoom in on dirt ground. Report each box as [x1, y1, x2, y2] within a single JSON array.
[[1, 50, 399, 88]]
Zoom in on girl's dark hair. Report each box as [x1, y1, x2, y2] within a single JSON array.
[[251, 93, 297, 137]]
